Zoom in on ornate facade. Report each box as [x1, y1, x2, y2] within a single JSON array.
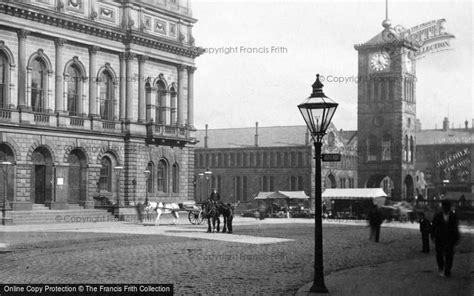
[[0, 0, 202, 212]]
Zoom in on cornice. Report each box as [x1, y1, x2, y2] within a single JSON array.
[[0, 2, 204, 59]]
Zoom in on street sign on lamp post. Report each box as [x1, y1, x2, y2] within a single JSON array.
[[297, 74, 338, 293]]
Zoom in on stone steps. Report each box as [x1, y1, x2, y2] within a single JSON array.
[[6, 207, 117, 225]]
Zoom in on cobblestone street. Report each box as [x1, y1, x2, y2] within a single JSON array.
[[1, 219, 473, 295]]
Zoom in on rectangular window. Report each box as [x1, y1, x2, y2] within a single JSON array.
[[297, 176, 303, 191], [242, 176, 247, 202]]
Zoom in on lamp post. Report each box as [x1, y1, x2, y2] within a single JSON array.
[[113, 166, 123, 206], [298, 74, 338, 293], [1, 161, 12, 226], [204, 167, 212, 199], [198, 172, 204, 202], [144, 170, 151, 204]]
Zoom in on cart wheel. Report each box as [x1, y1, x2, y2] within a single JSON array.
[[188, 210, 200, 225]]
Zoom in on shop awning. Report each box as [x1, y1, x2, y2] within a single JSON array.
[[322, 188, 388, 200], [254, 191, 310, 200]]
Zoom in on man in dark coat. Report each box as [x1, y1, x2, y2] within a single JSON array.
[[431, 200, 460, 277], [368, 204, 383, 242], [209, 189, 220, 202], [419, 212, 431, 253]]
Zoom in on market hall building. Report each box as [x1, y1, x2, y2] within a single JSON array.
[[194, 123, 358, 208], [0, 0, 202, 218]]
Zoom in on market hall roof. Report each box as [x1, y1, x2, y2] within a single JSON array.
[[195, 124, 357, 149]]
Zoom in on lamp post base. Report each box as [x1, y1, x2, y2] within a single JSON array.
[[309, 283, 328, 293]]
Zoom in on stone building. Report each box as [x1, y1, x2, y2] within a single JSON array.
[[355, 19, 418, 200], [194, 123, 358, 207], [0, 0, 202, 214], [415, 118, 474, 199]]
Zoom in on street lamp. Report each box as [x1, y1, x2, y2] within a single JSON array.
[[1, 161, 12, 226], [297, 74, 338, 293], [144, 170, 151, 204], [198, 172, 204, 202], [113, 166, 123, 206], [204, 167, 212, 199]]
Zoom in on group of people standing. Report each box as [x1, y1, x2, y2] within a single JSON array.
[[368, 200, 460, 278]]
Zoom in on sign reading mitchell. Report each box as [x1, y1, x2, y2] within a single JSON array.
[[401, 19, 455, 59]]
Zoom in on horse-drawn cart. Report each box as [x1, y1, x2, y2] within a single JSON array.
[[180, 202, 205, 225]]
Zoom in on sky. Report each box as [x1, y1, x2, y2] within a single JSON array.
[[191, 0, 473, 131]]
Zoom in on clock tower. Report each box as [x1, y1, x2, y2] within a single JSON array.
[[355, 19, 418, 201]]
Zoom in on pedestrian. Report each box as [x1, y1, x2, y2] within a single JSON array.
[[419, 212, 431, 253], [209, 189, 220, 202], [431, 200, 460, 277], [368, 204, 383, 242]]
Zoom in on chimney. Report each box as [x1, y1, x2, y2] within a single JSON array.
[[305, 128, 310, 145], [204, 124, 208, 148], [472, 119, 474, 129], [442, 117, 449, 131], [466, 120, 469, 129], [254, 122, 259, 147]]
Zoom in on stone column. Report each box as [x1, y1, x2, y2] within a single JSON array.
[[88, 46, 99, 117], [137, 55, 148, 123], [125, 52, 135, 121], [187, 66, 196, 128], [17, 30, 30, 110], [119, 53, 126, 121], [54, 38, 66, 113], [177, 64, 186, 126]]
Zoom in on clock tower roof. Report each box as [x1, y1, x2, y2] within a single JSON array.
[[354, 24, 417, 51]]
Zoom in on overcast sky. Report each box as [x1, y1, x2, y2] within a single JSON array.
[[191, 0, 473, 131]]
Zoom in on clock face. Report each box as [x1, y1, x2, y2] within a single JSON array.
[[369, 51, 390, 72]]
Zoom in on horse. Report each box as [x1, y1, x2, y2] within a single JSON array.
[[201, 200, 234, 233], [138, 201, 180, 225], [216, 202, 234, 234], [201, 200, 220, 233]]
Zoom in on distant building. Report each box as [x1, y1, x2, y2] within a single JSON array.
[[415, 118, 474, 200], [194, 123, 358, 207], [195, 117, 473, 206]]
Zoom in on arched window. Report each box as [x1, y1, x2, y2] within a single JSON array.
[[31, 58, 46, 112], [172, 163, 179, 193], [405, 135, 409, 162], [382, 134, 391, 161], [410, 136, 414, 162], [99, 71, 114, 120], [367, 135, 377, 161], [170, 86, 177, 125], [156, 80, 167, 124], [146, 162, 154, 193], [0, 52, 7, 108], [99, 156, 112, 192], [66, 64, 81, 116], [157, 159, 168, 192]]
